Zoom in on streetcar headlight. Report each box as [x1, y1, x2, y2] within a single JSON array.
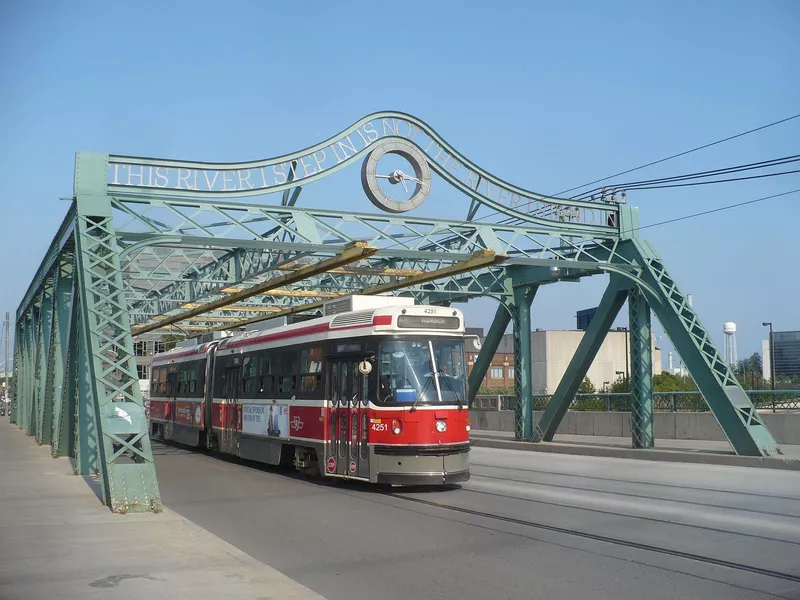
[[392, 419, 402, 435], [466, 424, 471, 432], [435, 419, 447, 433]]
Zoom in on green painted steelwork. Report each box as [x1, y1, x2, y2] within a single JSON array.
[[11, 111, 782, 517], [467, 302, 511, 407], [534, 277, 629, 442], [34, 279, 54, 445], [622, 237, 780, 456], [511, 279, 537, 442], [628, 285, 654, 448], [49, 256, 75, 457]]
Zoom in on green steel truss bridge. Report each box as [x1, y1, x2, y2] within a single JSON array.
[[10, 111, 782, 513]]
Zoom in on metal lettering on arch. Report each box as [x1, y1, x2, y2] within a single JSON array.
[[106, 111, 621, 227]]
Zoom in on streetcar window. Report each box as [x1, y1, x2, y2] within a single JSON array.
[[278, 350, 298, 394], [179, 368, 188, 395], [152, 367, 167, 397], [158, 368, 167, 396], [340, 362, 349, 404], [331, 362, 340, 403], [259, 352, 274, 395], [300, 346, 323, 393], [378, 340, 466, 405], [188, 364, 198, 395], [242, 355, 257, 395]]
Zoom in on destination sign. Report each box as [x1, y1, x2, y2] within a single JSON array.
[[397, 315, 461, 330]]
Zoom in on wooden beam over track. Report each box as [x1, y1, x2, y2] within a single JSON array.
[[131, 241, 378, 335], [193, 249, 507, 334]]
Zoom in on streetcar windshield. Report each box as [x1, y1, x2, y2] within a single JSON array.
[[378, 339, 466, 405]]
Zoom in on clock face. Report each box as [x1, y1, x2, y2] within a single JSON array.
[[361, 139, 432, 213]]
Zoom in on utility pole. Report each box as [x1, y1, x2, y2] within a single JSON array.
[[762, 322, 776, 391], [4, 312, 9, 405]]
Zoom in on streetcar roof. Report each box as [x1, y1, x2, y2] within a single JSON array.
[[151, 304, 465, 364]]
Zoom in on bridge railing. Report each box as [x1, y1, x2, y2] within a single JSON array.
[[472, 391, 800, 412]]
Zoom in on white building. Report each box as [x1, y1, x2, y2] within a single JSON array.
[[496, 329, 662, 394]]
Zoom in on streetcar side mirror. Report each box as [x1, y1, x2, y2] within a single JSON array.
[[466, 335, 482, 351]]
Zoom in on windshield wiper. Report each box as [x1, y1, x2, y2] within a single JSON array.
[[438, 372, 464, 411], [410, 375, 432, 413], [411, 341, 439, 413]]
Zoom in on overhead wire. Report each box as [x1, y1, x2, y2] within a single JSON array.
[[469, 112, 800, 224], [550, 113, 800, 197], [569, 154, 800, 200], [634, 188, 800, 232], [589, 168, 800, 192]]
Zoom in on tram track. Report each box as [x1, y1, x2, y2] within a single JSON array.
[[152, 438, 800, 595], [387, 491, 800, 587], [470, 461, 800, 502], [469, 470, 800, 520]]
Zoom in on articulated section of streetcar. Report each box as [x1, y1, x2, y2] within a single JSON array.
[[148, 296, 476, 486]]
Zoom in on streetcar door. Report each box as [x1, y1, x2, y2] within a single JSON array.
[[221, 366, 240, 455], [326, 360, 368, 478], [165, 368, 179, 438]]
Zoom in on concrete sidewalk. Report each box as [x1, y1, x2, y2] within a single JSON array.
[[470, 430, 800, 470], [0, 420, 326, 600]]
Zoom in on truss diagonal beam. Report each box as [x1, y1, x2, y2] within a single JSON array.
[[132, 241, 378, 334], [535, 276, 629, 442]]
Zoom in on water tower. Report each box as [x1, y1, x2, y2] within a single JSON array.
[[723, 322, 738, 367]]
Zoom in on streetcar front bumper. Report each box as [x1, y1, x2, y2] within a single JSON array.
[[371, 444, 470, 486]]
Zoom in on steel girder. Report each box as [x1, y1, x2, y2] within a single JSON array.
[[534, 276, 630, 442], [11, 111, 782, 522], [468, 302, 511, 407], [511, 280, 537, 442], [628, 285, 654, 449], [110, 194, 629, 335], [521, 233, 780, 456]]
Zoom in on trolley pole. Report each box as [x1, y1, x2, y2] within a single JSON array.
[[4, 311, 9, 405]]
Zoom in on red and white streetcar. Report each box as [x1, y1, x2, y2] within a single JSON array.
[[149, 296, 472, 485]]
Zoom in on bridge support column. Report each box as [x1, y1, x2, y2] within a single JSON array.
[[628, 285, 654, 448], [68, 152, 162, 511], [468, 302, 511, 408], [50, 255, 76, 458], [511, 277, 537, 441], [535, 277, 628, 442], [22, 309, 37, 436], [10, 318, 23, 426], [621, 236, 780, 456], [34, 281, 55, 446]]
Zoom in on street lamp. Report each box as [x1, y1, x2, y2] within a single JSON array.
[[762, 322, 776, 391], [618, 327, 629, 391]]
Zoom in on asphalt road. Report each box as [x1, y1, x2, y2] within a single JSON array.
[[153, 443, 800, 600]]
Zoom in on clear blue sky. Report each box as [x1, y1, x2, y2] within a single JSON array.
[[1, 0, 798, 366]]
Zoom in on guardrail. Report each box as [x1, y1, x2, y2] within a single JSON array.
[[472, 391, 800, 413]]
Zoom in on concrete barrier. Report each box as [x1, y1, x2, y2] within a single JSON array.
[[468, 410, 800, 445]]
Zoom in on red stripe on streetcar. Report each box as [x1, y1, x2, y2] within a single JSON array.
[[226, 322, 332, 349], [225, 314, 395, 350]]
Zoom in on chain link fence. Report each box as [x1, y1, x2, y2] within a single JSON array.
[[472, 390, 800, 412]]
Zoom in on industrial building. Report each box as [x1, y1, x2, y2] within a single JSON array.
[[468, 328, 662, 393], [762, 330, 800, 382]]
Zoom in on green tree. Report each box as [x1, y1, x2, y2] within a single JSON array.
[[652, 371, 697, 392], [734, 352, 767, 389], [736, 352, 762, 375], [609, 376, 627, 393], [577, 377, 596, 394]]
